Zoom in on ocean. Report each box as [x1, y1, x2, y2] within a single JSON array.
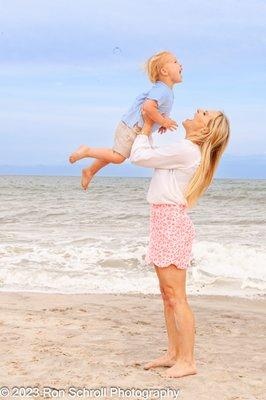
[[0, 175, 265, 299]]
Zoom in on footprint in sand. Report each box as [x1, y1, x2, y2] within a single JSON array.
[[49, 307, 73, 312], [136, 320, 150, 325]]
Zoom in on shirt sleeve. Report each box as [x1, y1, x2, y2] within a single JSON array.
[[146, 85, 168, 107], [130, 134, 197, 169]]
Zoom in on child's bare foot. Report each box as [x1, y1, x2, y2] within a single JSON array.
[[81, 168, 94, 190], [69, 145, 89, 164], [143, 353, 177, 370], [162, 359, 197, 378]]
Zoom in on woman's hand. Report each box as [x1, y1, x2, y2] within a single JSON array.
[[141, 110, 154, 135]]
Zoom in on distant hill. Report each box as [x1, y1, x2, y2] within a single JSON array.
[[0, 154, 266, 179]]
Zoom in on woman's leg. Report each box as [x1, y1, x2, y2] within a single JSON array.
[[146, 264, 197, 378], [160, 265, 197, 377], [69, 145, 125, 164], [144, 278, 180, 369]]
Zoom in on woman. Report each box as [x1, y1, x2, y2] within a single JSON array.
[[130, 108, 230, 378]]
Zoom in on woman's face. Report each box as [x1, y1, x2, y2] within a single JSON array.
[[183, 109, 220, 131]]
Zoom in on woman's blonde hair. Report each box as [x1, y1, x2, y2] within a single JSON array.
[[144, 51, 173, 83], [185, 112, 230, 209]]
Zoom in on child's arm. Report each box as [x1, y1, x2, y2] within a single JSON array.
[[142, 99, 177, 131], [158, 126, 167, 134]]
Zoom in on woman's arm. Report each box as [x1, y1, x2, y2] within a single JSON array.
[[130, 134, 193, 169]]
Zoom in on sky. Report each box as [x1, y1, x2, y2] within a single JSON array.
[[0, 0, 266, 178]]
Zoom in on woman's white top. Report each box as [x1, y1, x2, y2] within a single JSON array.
[[130, 134, 202, 206]]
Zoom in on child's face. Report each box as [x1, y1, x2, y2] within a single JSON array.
[[161, 54, 183, 84]]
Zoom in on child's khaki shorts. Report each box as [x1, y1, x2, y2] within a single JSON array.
[[112, 120, 142, 159]]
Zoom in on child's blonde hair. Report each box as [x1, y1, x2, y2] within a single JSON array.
[[144, 51, 173, 83]]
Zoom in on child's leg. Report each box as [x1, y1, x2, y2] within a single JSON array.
[[69, 145, 125, 164], [81, 159, 109, 190]]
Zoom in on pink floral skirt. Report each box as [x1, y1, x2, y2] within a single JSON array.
[[145, 203, 196, 269]]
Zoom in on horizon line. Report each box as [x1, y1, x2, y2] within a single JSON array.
[[0, 174, 265, 181]]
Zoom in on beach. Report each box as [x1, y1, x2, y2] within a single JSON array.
[[0, 176, 265, 399], [1, 291, 265, 400], [1, 0, 266, 397]]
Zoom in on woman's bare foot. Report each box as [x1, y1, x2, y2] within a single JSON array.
[[81, 168, 94, 190], [143, 353, 177, 370], [163, 359, 197, 378], [69, 145, 90, 164]]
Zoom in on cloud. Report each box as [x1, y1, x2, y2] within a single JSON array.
[[1, 0, 266, 172], [1, 1, 265, 63]]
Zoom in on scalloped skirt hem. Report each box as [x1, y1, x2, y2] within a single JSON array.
[[145, 254, 192, 269]]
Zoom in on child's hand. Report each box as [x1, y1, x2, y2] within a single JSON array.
[[158, 126, 167, 134], [162, 117, 178, 131]]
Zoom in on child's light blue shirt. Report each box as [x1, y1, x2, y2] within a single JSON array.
[[121, 81, 174, 133]]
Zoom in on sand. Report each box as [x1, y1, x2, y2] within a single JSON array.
[[0, 291, 265, 400]]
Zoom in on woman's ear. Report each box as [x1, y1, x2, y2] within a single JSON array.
[[201, 126, 210, 134]]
